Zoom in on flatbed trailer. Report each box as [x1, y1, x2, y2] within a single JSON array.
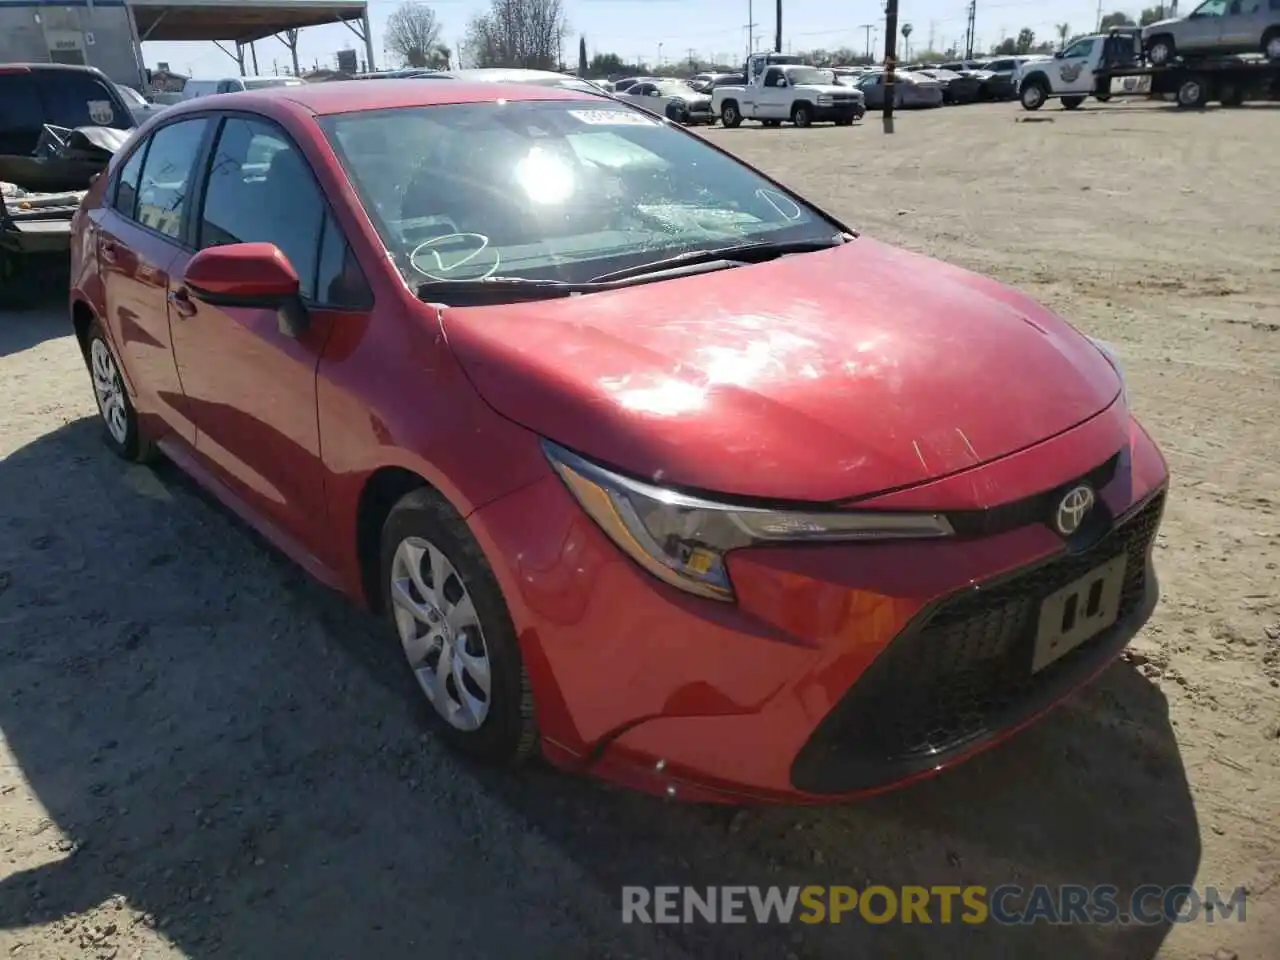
[[1094, 56, 1280, 108]]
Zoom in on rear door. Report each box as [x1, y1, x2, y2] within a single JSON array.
[[168, 113, 372, 563], [91, 115, 213, 446]]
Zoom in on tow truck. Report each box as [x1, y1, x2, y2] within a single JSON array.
[[711, 52, 866, 128], [1017, 27, 1280, 110]]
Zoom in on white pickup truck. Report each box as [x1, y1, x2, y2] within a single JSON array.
[[711, 56, 866, 128]]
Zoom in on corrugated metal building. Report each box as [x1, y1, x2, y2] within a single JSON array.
[[0, 0, 145, 86]]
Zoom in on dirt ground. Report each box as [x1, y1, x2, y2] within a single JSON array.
[[1, 99, 1278, 960]]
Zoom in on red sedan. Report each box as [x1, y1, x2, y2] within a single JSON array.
[[69, 79, 1168, 803]]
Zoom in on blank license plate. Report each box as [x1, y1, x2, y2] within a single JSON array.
[[1032, 555, 1127, 673]]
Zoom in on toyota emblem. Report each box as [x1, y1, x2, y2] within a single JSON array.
[[1054, 485, 1096, 537]]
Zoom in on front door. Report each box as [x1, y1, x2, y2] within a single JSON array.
[[1054, 38, 1099, 94], [757, 68, 789, 117], [167, 114, 350, 564], [92, 116, 212, 445]]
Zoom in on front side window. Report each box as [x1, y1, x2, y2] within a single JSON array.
[[198, 116, 323, 300], [321, 99, 841, 287], [1191, 0, 1228, 14], [1062, 38, 1097, 59], [783, 67, 834, 85], [135, 118, 209, 239]]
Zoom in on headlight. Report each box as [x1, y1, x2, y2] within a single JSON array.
[[543, 440, 954, 602]]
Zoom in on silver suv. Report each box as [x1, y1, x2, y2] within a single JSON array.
[[1142, 0, 1280, 63]]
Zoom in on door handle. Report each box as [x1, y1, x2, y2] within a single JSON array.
[[168, 288, 198, 318], [100, 240, 118, 264]]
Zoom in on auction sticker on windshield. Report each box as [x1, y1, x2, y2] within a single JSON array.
[[568, 109, 660, 126]]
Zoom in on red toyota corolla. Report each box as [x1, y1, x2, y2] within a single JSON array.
[[69, 80, 1167, 803]]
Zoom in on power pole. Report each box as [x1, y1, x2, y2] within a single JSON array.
[[859, 23, 874, 59], [747, 0, 754, 60], [883, 0, 899, 119], [775, 0, 782, 53], [965, 0, 976, 59], [928, 19, 936, 54], [687, 47, 696, 71]]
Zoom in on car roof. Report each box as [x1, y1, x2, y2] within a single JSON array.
[[160, 79, 599, 118], [0, 62, 108, 75]]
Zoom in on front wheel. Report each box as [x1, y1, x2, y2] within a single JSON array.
[[1061, 95, 1085, 110], [1020, 80, 1048, 111], [85, 320, 155, 463], [1263, 30, 1280, 60], [719, 101, 742, 128], [380, 488, 538, 763], [791, 102, 813, 127]]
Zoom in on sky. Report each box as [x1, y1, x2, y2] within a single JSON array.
[[141, 0, 1138, 78]]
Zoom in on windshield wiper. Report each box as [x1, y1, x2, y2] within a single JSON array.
[[417, 276, 598, 305], [588, 234, 849, 284]]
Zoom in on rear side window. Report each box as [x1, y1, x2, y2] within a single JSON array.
[[37, 71, 131, 130], [135, 118, 209, 239], [0, 74, 43, 150], [112, 144, 146, 218], [198, 116, 325, 301]]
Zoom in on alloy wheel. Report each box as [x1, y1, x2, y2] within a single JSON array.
[[90, 338, 129, 445], [390, 535, 492, 731]]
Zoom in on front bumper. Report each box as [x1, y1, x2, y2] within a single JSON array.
[[813, 102, 866, 121], [466, 408, 1169, 804]]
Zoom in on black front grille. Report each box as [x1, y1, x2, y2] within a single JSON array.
[[791, 489, 1165, 795]]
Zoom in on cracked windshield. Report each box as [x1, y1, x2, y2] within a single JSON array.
[[321, 99, 836, 286]]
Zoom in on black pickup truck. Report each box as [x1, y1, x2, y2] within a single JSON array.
[[1, 63, 137, 304]]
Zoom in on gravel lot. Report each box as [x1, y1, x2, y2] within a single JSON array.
[[2, 100, 1278, 960]]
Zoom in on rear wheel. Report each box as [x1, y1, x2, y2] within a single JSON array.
[[1176, 74, 1209, 108], [834, 116, 854, 126], [1061, 95, 1085, 110], [1095, 93, 1112, 102], [719, 100, 742, 128], [791, 102, 813, 127], [1147, 35, 1175, 65], [1218, 81, 1245, 107], [85, 320, 155, 463]]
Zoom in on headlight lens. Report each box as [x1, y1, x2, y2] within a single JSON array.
[[543, 441, 954, 602]]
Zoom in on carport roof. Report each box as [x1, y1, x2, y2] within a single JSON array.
[[129, 0, 367, 44]]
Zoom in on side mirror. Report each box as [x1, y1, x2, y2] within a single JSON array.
[[1054, 50, 1065, 58], [776, 78, 788, 87], [185, 242, 310, 337]]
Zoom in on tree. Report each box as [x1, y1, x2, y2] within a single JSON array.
[[901, 22, 914, 58], [464, 0, 569, 70], [384, 2, 447, 69], [992, 37, 1017, 54], [1100, 11, 1136, 29], [1139, 5, 1167, 25], [1015, 27, 1036, 54], [1057, 22, 1071, 49], [578, 35, 587, 76]]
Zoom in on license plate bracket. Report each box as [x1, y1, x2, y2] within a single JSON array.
[[1031, 554, 1127, 673]]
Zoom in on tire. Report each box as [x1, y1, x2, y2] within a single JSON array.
[[1061, 95, 1085, 110], [1176, 75, 1209, 108], [719, 100, 742, 128], [1020, 79, 1049, 111], [1264, 29, 1280, 61], [1147, 35, 1175, 65], [1095, 93, 1112, 102], [1219, 82, 1244, 107], [84, 319, 155, 463], [835, 116, 854, 126], [791, 101, 813, 127], [762, 119, 782, 127], [379, 488, 537, 763]]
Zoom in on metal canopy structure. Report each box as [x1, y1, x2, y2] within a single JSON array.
[[128, 0, 374, 75]]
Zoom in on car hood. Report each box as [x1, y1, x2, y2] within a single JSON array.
[[1143, 18, 1181, 33], [439, 238, 1122, 502]]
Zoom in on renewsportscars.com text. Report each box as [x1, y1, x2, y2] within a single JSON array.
[[621, 884, 1248, 926]]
